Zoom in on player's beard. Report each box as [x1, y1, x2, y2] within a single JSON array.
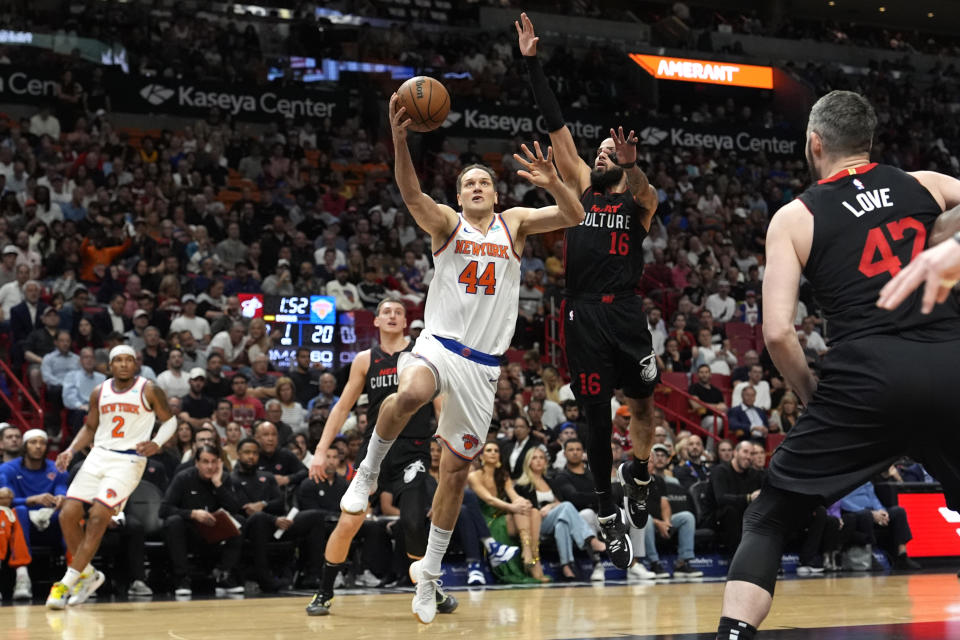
[[805, 137, 821, 182], [590, 165, 624, 191]]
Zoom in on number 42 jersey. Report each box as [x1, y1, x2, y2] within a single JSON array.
[[798, 163, 960, 345]]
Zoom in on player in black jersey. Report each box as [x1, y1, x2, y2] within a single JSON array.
[[518, 12, 660, 570], [715, 90, 960, 640], [305, 300, 458, 616]]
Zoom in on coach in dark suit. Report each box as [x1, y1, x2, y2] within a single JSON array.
[[727, 386, 769, 441], [93, 293, 132, 336]]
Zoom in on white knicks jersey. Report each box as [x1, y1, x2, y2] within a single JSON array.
[[424, 212, 521, 355], [95, 376, 156, 451]]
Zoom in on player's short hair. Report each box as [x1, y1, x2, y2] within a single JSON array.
[[807, 90, 876, 156], [376, 297, 405, 316], [455, 164, 497, 193]]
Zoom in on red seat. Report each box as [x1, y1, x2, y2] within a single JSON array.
[[767, 432, 786, 452], [661, 371, 689, 390], [730, 336, 755, 362], [725, 321, 752, 340], [711, 374, 732, 391], [504, 348, 525, 364]]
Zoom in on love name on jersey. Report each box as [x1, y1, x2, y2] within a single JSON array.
[[101, 402, 141, 415], [454, 239, 509, 259], [582, 205, 632, 230], [842, 188, 894, 218], [370, 367, 398, 389]]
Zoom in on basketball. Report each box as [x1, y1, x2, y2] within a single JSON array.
[[396, 76, 451, 132]]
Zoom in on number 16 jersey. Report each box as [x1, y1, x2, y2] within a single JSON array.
[[798, 163, 960, 345], [424, 212, 521, 355]]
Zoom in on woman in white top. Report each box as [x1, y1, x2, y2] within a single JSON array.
[[275, 376, 307, 432], [514, 448, 606, 581], [222, 421, 244, 468], [245, 317, 272, 364]]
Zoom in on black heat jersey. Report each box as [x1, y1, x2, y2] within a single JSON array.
[[365, 341, 434, 440], [564, 188, 649, 294], [798, 163, 960, 344]]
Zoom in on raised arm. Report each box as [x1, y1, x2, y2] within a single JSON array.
[[389, 93, 458, 243], [609, 126, 659, 230], [309, 349, 370, 482], [516, 12, 591, 193], [505, 142, 585, 244]]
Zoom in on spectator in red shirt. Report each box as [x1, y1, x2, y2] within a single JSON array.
[[226, 372, 265, 429]]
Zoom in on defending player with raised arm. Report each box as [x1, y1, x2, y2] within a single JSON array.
[[46, 345, 176, 609], [336, 93, 582, 624], [516, 11, 664, 572]]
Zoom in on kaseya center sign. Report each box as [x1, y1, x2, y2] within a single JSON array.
[[629, 54, 774, 90]]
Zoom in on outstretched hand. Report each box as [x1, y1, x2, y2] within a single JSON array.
[[877, 238, 960, 313], [388, 93, 412, 141], [610, 126, 638, 167], [515, 12, 539, 56], [514, 141, 558, 189]]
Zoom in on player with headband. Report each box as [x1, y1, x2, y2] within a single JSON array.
[[46, 345, 176, 609]]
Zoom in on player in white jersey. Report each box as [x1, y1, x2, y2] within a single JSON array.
[[45, 345, 176, 609], [337, 93, 583, 624]]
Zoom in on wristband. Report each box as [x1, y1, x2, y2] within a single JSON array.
[[617, 161, 636, 169]]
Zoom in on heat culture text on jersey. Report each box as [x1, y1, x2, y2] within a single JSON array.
[[366, 343, 433, 440], [369, 365, 398, 390]]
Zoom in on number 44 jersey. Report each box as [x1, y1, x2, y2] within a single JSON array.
[[798, 163, 960, 344], [424, 212, 521, 355]]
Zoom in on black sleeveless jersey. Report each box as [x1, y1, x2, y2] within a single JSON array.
[[798, 163, 960, 344], [564, 187, 649, 294], [364, 340, 434, 440]]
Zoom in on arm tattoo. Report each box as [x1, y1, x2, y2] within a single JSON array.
[[623, 165, 651, 202]]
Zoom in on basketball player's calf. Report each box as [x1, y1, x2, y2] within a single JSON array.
[[717, 487, 820, 640], [340, 369, 436, 514], [617, 394, 656, 529], [55, 499, 112, 603]]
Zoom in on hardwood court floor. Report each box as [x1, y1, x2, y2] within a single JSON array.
[[3, 573, 960, 639]]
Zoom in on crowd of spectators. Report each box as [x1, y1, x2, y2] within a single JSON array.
[[0, 2, 951, 599]]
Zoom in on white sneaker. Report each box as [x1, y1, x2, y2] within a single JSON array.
[[796, 565, 825, 576], [590, 563, 606, 582], [68, 570, 105, 606], [628, 562, 657, 581], [466, 562, 486, 586], [340, 465, 378, 514], [355, 569, 380, 587], [127, 580, 153, 597], [13, 572, 32, 599], [333, 573, 346, 589], [409, 560, 440, 624]]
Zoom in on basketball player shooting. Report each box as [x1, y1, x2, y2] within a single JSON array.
[[304, 299, 462, 617], [517, 12, 661, 569], [715, 90, 960, 639], [337, 92, 582, 624], [45, 345, 176, 609]]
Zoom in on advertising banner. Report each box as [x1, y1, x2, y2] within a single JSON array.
[[629, 54, 775, 90]]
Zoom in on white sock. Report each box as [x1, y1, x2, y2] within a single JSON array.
[[16, 566, 28, 578], [422, 524, 453, 576], [359, 433, 396, 473], [62, 567, 82, 589], [83, 563, 94, 576], [481, 536, 495, 552]]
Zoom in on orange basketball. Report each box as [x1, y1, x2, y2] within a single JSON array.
[[396, 76, 451, 132]]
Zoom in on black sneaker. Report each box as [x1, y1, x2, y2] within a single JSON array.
[[436, 586, 459, 614], [216, 572, 245, 594], [617, 463, 650, 529], [893, 555, 921, 571], [649, 561, 671, 579], [598, 512, 634, 570], [673, 560, 703, 579], [305, 591, 334, 616]]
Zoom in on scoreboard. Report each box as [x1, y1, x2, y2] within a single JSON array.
[[238, 294, 362, 369]]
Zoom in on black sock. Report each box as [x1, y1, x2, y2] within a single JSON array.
[[717, 616, 757, 640], [320, 561, 345, 596], [595, 490, 618, 518], [631, 458, 651, 483]]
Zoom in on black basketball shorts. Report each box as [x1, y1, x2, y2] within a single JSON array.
[[561, 294, 659, 405], [357, 436, 432, 503], [766, 334, 960, 511]]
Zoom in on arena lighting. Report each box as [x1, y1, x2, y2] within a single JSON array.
[[629, 54, 774, 90]]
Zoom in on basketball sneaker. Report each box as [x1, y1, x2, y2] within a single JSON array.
[[68, 570, 105, 606], [485, 540, 519, 568], [597, 511, 634, 570], [305, 591, 334, 616], [12, 572, 32, 600], [174, 578, 192, 597], [466, 562, 486, 585], [627, 562, 657, 581], [340, 465, 378, 514], [673, 560, 704, 579], [409, 560, 454, 623], [45, 582, 70, 610], [127, 580, 153, 597], [617, 462, 650, 529]]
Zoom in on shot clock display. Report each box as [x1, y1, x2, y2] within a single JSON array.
[[238, 294, 361, 369]]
